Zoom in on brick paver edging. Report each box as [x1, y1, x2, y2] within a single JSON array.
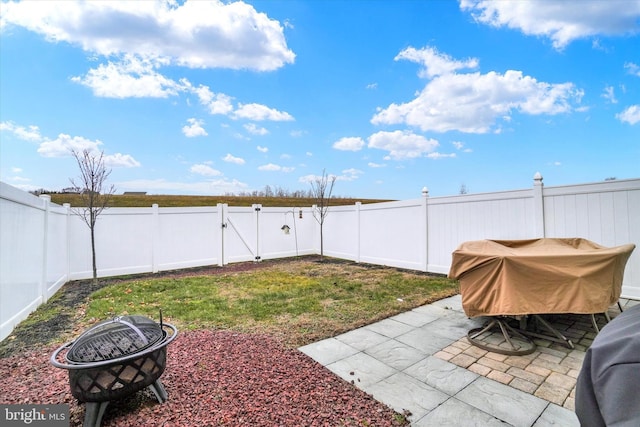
[[434, 301, 639, 410]]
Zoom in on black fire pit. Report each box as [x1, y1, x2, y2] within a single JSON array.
[[51, 314, 177, 427]]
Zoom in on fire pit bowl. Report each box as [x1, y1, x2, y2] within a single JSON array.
[[51, 314, 177, 427]]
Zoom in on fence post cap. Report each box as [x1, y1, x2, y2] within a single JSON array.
[[421, 187, 429, 197], [533, 172, 543, 182]]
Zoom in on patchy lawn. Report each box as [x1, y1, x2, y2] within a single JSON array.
[[83, 257, 459, 347]]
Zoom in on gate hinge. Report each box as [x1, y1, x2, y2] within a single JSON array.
[[255, 256, 262, 261], [221, 223, 227, 228], [254, 207, 261, 212]]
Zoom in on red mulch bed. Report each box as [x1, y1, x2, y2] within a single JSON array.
[[0, 329, 407, 426]]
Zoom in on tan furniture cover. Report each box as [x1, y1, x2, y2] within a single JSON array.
[[448, 238, 635, 318]]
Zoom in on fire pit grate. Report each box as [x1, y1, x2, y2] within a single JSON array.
[[67, 323, 163, 363]]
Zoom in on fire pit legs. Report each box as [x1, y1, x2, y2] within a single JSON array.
[[82, 380, 168, 427], [84, 402, 109, 427], [149, 379, 168, 403]]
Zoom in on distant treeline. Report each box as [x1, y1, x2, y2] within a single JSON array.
[[225, 185, 335, 199]]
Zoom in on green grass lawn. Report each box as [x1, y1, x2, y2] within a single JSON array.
[[83, 258, 459, 347]]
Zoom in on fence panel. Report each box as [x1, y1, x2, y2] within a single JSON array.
[[426, 190, 536, 274], [0, 184, 47, 341], [68, 208, 154, 279], [359, 200, 425, 270], [45, 203, 70, 298], [543, 180, 640, 299], [322, 205, 359, 261], [258, 207, 316, 260], [156, 206, 220, 271]]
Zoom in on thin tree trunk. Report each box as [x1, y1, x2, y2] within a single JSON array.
[[90, 219, 97, 284]]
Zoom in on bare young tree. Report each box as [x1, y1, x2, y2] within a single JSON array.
[[69, 149, 116, 283], [309, 169, 337, 258]]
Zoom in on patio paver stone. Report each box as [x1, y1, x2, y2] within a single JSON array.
[[298, 294, 630, 425]]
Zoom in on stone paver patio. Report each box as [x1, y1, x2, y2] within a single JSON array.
[[300, 295, 638, 426]]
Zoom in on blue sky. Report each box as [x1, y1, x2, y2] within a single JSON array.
[[1, 0, 639, 200]]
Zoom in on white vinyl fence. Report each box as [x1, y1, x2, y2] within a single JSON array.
[[1, 175, 639, 341]]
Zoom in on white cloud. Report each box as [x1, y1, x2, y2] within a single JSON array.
[[5, 177, 38, 193], [234, 103, 294, 121], [452, 141, 473, 153], [366, 82, 378, 90], [2, 121, 140, 166], [258, 163, 294, 172], [616, 105, 640, 125], [290, 130, 306, 138], [591, 39, 610, 52], [70, 56, 293, 127], [373, 55, 583, 134], [188, 83, 235, 115], [4, 2, 297, 104], [0, 122, 140, 168], [232, 132, 249, 140], [299, 171, 358, 183], [460, 0, 640, 50], [223, 153, 245, 165], [333, 136, 365, 151], [182, 81, 290, 122], [396, 46, 478, 78], [338, 168, 363, 181], [0, 0, 295, 71], [182, 118, 208, 137], [368, 162, 386, 168], [105, 153, 141, 168], [191, 87, 287, 122], [37, 133, 103, 157], [72, 55, 182, 98], [625, 62, 640, 77], [190, 164, 223, 176], [244, 123, 269, 135], [426, 152, 456, 159], [256, 145, 269, 153], [602, 86, 618, 104], [367, 130, 439, 160], [299, 173, 337, 184], [0, 121, 42, 141]]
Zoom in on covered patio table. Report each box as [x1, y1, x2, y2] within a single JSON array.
[[448, 238, 635, 354]]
